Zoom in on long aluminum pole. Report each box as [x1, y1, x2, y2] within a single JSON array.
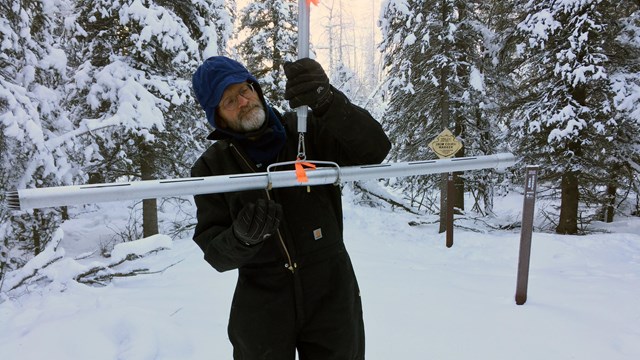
[[5, 153, 516, 211], [296, 0, 310, 133]]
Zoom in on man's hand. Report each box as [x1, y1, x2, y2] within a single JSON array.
[[284, 58, 333, 115], [233, 199, 283, 246]]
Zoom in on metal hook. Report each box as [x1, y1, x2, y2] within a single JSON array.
[[297, 133, 307, 161]]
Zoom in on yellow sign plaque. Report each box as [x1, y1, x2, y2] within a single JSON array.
[[428, 128, 463, 159]]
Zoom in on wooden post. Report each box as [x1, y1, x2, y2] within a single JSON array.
[[515, 165, 539, 305], [446, 172, 454, 248], [428, 128, 463, 247]]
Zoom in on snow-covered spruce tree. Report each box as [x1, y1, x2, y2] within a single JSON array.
[[452, 0, 514, 216], [331, 62, 367, 106], [508, 0, 639, 233], [379, 0, 499, 223], [596, 4, 640, 222], [237, 0, 298, 112], [379, 0, 443, 215], [474, 0, 533, 215], [66, 0, 232, 237], [0, 0, 73, 270]]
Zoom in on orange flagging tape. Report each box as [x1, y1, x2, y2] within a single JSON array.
[[295, 159, 317, 183], [308, 0, 319, 6]]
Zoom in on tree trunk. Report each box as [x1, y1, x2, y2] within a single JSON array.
[[602, 163, 620, 223], [453, 123, 465, 213], [604, 183, 616, 223], [140, 144, 158, 238], [453, 0, 467, 214], [439, 173, 448, 233], [556, 84, 586, 234], [438, 0, 451, 234], [142, 198, 158, 237], [60, 206, 69, 221], [556, 171, 579, 234], [33, 209, 42, 256]]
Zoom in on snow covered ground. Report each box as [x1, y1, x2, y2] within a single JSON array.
[[1, 190, 639, 360]]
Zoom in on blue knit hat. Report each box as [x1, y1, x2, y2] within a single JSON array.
[[192, 56, 259, 128]]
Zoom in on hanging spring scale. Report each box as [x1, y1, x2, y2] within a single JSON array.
[[266, 0, 341, 192], [296, 0, 312, 191]]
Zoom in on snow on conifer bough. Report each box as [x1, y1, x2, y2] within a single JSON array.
[[5, 153, 516, 211]]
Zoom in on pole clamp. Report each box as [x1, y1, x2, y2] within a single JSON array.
[[266, 160, 343, 190]]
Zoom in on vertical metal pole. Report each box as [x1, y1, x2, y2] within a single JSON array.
[[296, 0, 310, 134], [515, 165, 540, 305], [446, 172, 454, 248]]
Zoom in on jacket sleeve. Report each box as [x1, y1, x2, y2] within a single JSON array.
[[309, 87, 391, 166], [190, 157, 263, 272]]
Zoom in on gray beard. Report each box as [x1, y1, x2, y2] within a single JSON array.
[[230, 105, 266, 133]]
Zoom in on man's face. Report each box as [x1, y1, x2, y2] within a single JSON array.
[[217, 82, 265, 133]]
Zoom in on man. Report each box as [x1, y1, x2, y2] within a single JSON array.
[[191, 56, 390, 360]]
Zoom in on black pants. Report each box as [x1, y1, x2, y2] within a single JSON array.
[[228, 249, 364, 360]]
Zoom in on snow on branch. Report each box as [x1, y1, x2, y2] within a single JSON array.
[[352, 180, 421, 215], [0, 233, 175, 294], [0, 228, 65, 292], [611, 73, 640, 122], [75, 235, 175, 286]]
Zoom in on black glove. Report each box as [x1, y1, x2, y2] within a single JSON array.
[[233, 199, 283, 246], [283, 58, 333, 115]]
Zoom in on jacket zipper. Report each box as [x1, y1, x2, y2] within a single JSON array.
[[230, 143, 297, 273]]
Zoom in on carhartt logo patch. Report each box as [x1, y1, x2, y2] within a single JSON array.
[[313, 228, 323, 240]]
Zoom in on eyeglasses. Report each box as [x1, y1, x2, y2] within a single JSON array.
[[219, 83, 255, 111]]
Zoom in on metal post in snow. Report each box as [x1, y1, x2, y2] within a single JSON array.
[[446, 172, 454, 248], [515, 165, 540, 305]]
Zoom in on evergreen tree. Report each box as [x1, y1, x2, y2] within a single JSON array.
[[237, 0, 298, 111], [0, 0, 72, 271], [508, 0, 640, 233], [379, 0, 498, 223], [331, 62, 366, 105], [66, 0, 231, 238], [596, 4, 640, 222], [473, 0, 530, 215]]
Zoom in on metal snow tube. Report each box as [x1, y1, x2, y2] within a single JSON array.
[[296, 0, 311, 133], [6, 153, 516, 211]]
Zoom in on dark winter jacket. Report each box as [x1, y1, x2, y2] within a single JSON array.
[[191, 73, 390, 357], [190, 89, 391, 273]]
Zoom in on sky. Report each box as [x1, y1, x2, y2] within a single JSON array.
[[236, 0, 383, 77]]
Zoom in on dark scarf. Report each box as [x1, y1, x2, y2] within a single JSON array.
[[237, 106, 287, 167]]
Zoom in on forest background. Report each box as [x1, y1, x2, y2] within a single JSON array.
[[1, 0, 639, 282]]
